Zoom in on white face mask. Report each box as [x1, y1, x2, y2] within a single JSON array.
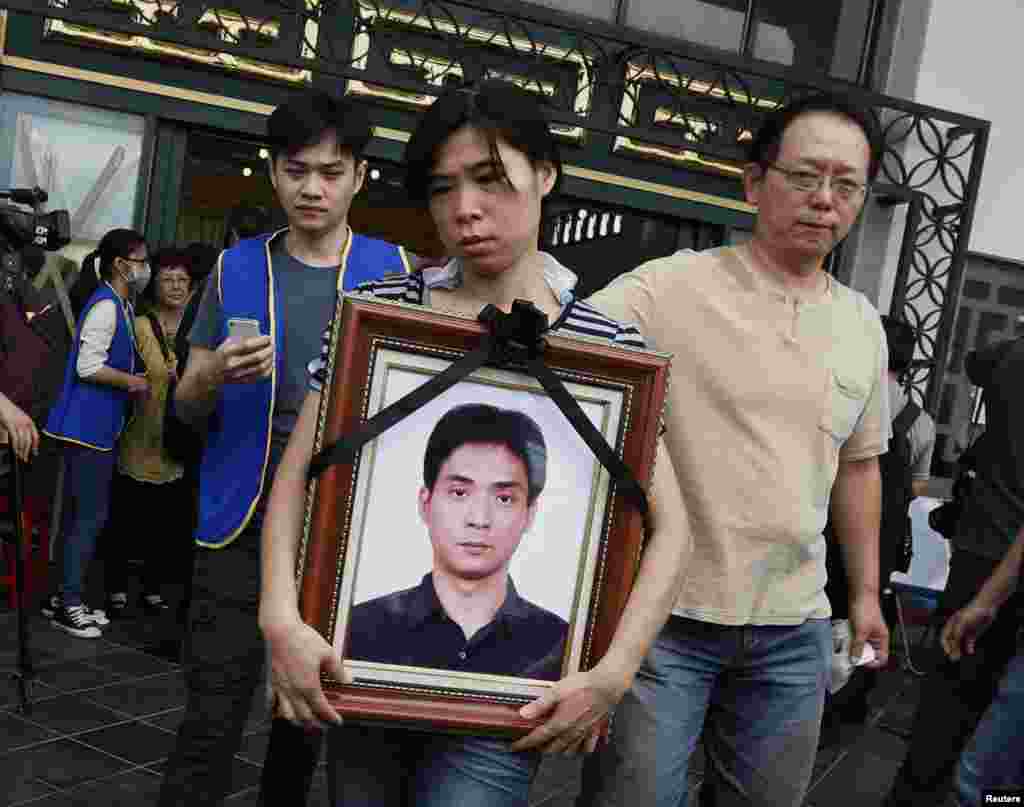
[[133, 263, 152, 294], [119, 259, 151, 295]]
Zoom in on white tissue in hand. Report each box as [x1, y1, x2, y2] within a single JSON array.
[[828, 619, 854, 694], [853, 643, 876, 666]]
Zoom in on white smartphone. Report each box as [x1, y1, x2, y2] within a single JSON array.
[[227, 317, 262, 342]]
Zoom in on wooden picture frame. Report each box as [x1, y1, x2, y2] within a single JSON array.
[[296, 295, 670, 737]]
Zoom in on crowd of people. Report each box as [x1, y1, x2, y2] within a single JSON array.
[[33, 223, 243, 636], [0, 80, 1020, 807]]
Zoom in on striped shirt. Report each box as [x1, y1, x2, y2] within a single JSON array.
[[308, 265, 645, 392]]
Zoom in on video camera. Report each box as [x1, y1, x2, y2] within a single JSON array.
[[0, 187, 71, 297]]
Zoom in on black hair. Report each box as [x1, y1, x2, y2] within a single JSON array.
[[747, 92, 885, 183], [423, 403, 547, 505], [92, 228, 147, 282], [70, 228, 146, 318], [266, 89, 372, 164], [965, 338, 1020, 390], [881, 314, 916, 376], [184, 242, 220, 286], [223, 203, 272, 249], [404, 80, 562, 205], [142, 246, 193, 306]]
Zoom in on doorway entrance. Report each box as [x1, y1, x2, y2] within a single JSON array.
[[176, 130, 279, 249], [161, 124, 747, 298], [544, 200, 730, 299], [170, 126, 444, 259]]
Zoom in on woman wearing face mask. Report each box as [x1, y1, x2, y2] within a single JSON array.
[[44, 228, 151, 639]]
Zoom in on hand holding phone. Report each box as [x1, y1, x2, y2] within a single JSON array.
[[221, 318, 273, 383], [227, 317, 262, 343]]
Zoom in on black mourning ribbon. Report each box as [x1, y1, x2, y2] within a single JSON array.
[[308, 300, 650, 539]]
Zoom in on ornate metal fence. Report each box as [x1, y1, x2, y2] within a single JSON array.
[[3, 1, 990, 425]]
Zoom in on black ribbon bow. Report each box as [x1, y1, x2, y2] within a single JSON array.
[[308, 300, 650, 538]]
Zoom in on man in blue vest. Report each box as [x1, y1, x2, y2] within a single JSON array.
[[158, 90, 409, 807]]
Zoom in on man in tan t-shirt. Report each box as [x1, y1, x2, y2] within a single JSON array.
[[578, 94, 892, 807]]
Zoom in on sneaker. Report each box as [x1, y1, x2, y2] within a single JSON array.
[[82, 602, 110, 626], [139, 593, 169, 614], [42, 594, 109, 626], [52, 604, 103, 639], [40, 592, 59, 619], [105, 592, 129, 618]]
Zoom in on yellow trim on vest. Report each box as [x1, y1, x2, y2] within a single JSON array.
[[200, 227, 353, 548], [336, 226, 354, 293], [398, 245, 412, 274], [43, 286, 135, 454], [200, 228, 286, 548], [215, 249, 225, 305], [43, 431, 113, 452]]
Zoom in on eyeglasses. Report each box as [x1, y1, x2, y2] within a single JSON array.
[[120, 256, 150, 267], [766, 164, 868, 203]]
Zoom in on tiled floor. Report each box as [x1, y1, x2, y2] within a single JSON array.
[[0, 598, 941, 807]]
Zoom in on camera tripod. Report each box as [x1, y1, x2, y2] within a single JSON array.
[[3, 444, 36, 714]]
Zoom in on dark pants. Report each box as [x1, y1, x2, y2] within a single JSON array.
[[102, 472, 192, 597], [955, 641, 1024, 806], [884, 549, 1023, 806], [158, 534, 323, 806]]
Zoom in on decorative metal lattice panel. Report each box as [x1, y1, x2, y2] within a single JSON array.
[[878, 115, 986, 416]]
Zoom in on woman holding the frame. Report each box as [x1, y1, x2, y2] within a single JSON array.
[[259, 81, 692, 805]]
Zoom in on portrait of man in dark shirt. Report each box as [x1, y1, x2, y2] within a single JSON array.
[[345, 403, 569, 681]]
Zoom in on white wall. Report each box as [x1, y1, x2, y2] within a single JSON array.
[[914, 0, 1022, 261]]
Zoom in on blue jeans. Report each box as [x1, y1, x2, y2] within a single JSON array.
[[577, 615, 831, 807], [60, 444, 116, 607], [328, 723, 540, 806], [885, 552, 1024, 806], [956, 641, 1024, 806]]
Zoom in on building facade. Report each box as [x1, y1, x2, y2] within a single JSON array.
[[896, 0, 1024, 467], [0, 0, 989, 476]]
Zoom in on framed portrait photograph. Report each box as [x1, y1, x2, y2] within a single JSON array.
[[297, 296, 670, 736]]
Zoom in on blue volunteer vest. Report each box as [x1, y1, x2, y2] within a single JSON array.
[[196, 228, 409, 548], [44, 283, 137, 451]]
